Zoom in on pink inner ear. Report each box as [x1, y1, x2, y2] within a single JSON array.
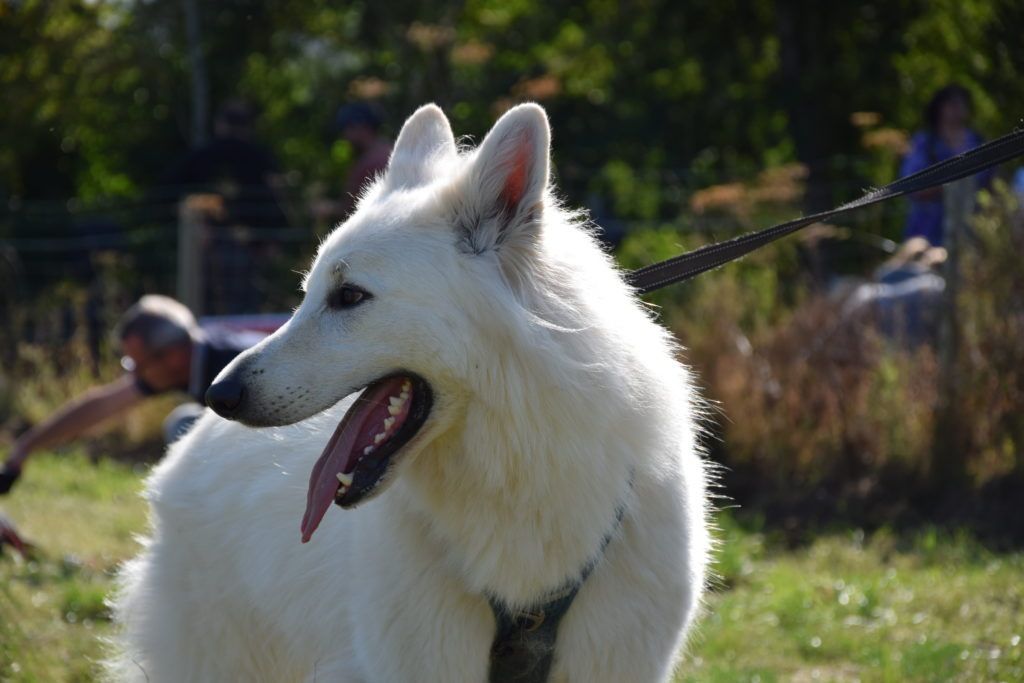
[[499, 141, 530, 213]]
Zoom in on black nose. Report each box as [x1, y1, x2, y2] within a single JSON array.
[[206, 377, 245, 417]]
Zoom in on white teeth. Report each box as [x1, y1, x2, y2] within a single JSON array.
[[374, 432, 386, 444], [363, 446, 374, 455], [400, 391, 409, 400], [402, 381, 411, 392], [384, 416, 396, 429], [389, 396, 404, 407], [336, 472, 353, 486], [387, 405, 401, 416]]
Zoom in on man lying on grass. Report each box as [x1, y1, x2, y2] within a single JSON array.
[[0, 295, 268, 495]]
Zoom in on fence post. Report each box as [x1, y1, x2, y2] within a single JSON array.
[[177, 195, 209, 317], [182, 0, 209, 147], [932, 176, 975, 490]]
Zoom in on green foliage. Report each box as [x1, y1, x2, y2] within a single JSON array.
[[892, 0, 1018, 133], [0, 0, 178, 203], [2, 0, 1022, 213]]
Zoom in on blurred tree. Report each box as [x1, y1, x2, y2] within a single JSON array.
[[1, 0, 1021, 219]]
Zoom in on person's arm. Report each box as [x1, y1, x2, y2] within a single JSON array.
[[4, 375, 145, 472]]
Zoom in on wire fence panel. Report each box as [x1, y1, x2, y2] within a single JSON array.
[[0, 181, 911, 363], [0, 195, 313, 363]]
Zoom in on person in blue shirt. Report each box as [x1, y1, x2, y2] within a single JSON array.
[[900, 84, 991, 245]]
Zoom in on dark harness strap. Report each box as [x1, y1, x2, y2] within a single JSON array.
[[626, 126, 1024, 294], [487, 502, 627, 683]]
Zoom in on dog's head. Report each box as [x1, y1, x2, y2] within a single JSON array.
[[207, 103, 560, 540]]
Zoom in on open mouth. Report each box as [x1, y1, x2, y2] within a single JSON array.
[[301, 373, 432, 543]]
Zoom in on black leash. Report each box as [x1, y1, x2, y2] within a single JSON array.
[[626, 126, 1024, 294]]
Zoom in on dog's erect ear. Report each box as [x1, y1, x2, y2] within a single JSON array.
[[384, 104, 457, 191], [456, 103, 550, 253]]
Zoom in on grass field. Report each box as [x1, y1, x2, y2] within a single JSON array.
[[1, 453, 1022, 682]]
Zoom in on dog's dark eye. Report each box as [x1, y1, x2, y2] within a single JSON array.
[[327, 285, 370, 310]]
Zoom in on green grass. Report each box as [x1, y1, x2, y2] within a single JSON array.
[[1, 455, 1023, 682], [684, 516, 1024, 682], [0, 452, 147, 682]]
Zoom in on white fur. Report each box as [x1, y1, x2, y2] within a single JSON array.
[[110, 104, 711, 682]]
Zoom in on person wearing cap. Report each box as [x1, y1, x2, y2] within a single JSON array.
[[313, 102, 393, 223], [164, 100, 288, 231], [0, 295, 258, 495], [160, 100, 291, 314]]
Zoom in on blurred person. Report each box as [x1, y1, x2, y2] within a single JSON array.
[[872, 236, 937, 283], [164, 100, 290, 314], [165, 100, 288, 230], [313, 102, 392, 223], [900, 84, 991, 245], [0, 295, 270, 495], [843, 237, 947, 347]]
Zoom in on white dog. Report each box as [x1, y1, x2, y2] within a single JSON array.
[[110, 103, 710, 682]]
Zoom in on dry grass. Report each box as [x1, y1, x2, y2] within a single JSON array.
[[619, 184, 1024, 536]]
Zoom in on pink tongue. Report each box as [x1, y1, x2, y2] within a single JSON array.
[[300, 377, 409, 543], [300, 412, 362, 543]]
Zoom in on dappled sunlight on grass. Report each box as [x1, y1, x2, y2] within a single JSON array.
[[4, 452, 147, 561], [681, 515, 1024, 682], [0, 453, 148, 682]]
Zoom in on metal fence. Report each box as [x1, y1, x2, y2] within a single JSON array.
[[0, 195, 312, 368], [0, 180, 912, 365]]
